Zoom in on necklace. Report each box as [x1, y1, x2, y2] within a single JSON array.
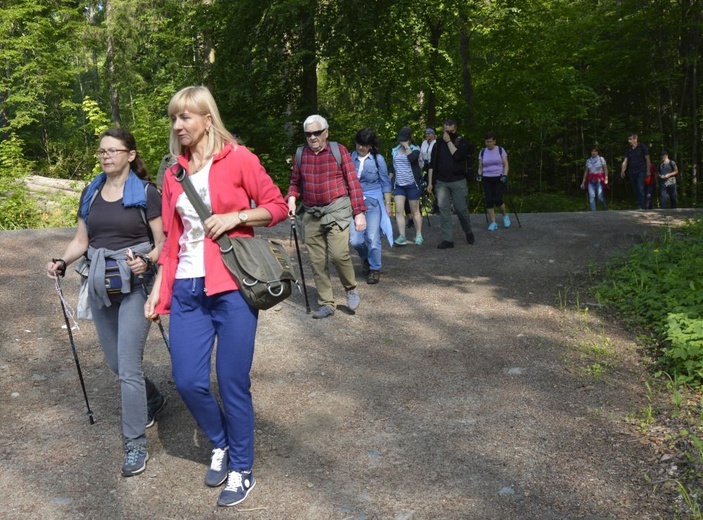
[[190, 156, 211, 174]]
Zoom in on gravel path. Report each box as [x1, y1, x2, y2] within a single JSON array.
[[1, 209, 698, 519]]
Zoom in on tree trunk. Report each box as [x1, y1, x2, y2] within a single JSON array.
[[105, 1, 121, 126], [299, 1, 318, 120], [425, 22, 442, 129], [458, 11, 474, 133]]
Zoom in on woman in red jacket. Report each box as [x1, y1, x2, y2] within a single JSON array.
[[145, 86, 288, 507]]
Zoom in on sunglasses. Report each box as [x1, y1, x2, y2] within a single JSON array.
[[304, 129, 326, 138]]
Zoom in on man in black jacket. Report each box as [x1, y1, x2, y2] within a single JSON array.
[[427, 119, 475, 249]]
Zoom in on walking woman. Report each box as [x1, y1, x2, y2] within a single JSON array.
[[390, 126, 423, 245], [478, 132, 511, 231], [580, 147, 608, 211], [144, 86, 288, 507], [47, 128, 166, 477], [349, 128, 393, 284]]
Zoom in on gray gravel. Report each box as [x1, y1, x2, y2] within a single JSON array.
[[1, 209, 698, 519]]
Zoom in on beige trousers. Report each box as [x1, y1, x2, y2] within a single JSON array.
[[303, 213, 357, 308]]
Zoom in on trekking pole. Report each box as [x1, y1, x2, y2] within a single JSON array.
[[53, 273, 95, 425], [289, 216, 311, 313], [502, 178, 522, 228], [127, 250, 170, 352]]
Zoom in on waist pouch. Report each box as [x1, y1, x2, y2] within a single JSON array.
[[104, 259, 123, 295]]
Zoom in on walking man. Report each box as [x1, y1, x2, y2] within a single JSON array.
[[621, 133, 651, 210], [427, 119, 475, 249], [287, 115, 367, 319], [658, 151, 679, 209]]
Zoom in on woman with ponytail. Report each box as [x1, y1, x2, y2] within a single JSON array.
[[46, 128, 166, 478]]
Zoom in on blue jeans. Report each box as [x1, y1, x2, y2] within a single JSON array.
[[436, 179, 473, 242], [629, 170, 646, 209], [349, 197, 383, 270], [660, 184, 678, 209], [91, 283, 160, 448], [587, 181, 606, 211], [170, 278, 258, 471]]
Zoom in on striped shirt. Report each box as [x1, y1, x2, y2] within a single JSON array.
[[393, 152, 415, 187]]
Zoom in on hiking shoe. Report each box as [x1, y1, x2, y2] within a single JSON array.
[[146, 394, 167, 429], [503, 215, 511, 228], [362, 259, 370, 276], [394, 235, 408, 246], [488, 222, 499, 231], [205, 447, 229, 487], [437, 241, 454, 249], [346, 289, 361, 311], [414, 234, 423, 245], [367, 270, 380, 285], [466, 232, 475, 245], [312, 305, 335, 319], [217, 470, 256, 507], [122, 445, 148, 477]]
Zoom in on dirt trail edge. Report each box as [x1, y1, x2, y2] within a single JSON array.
[[1, 209, 699, 520]]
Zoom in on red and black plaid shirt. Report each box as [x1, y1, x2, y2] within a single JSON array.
[[287, 142, 366, 216]]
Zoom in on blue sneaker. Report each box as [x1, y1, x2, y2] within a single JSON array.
[[205, 447, 229, 487], [488, 222, 499, 231], [394, 235, 408, 246], [217, 470, 256, 507], [146, 394, 167, 429], [503, 215, 511, 228], [414, 234, 423, 245], [122, 445, 148, 477]]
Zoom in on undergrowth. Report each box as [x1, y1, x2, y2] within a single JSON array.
[[596, 218, 703, 386], [595, 217, 703, 518]]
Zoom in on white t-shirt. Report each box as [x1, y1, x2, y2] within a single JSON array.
[[175, 159, 213, 279]]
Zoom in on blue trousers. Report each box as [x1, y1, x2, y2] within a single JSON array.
[[587, 181, 607, 211], [660, 184, 678, 209], [170, 278, 258, 471], [349, 197, 383, 270], [629, 170, 646, 209]]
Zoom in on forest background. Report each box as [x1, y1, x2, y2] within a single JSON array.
[[1, 0, 702, 229]]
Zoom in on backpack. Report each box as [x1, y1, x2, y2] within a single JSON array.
[[479, 146, 505, 162], [295, 141, 342, 170]]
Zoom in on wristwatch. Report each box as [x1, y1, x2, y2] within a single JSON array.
[[238, 212, 248, 223]]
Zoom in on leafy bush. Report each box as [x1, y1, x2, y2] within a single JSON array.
[[596, 219, 703, 385]]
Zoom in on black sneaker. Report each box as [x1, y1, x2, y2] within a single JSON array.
[[205, 447, 229, 487], [466, 232, 475, 245], [217, 470, 256, 507], [122, 445, 148, 477], [367, 270, 380, 284], [362, 259, 370, 276], [146, 394, 167, 429], [437, 241, 454, 249]]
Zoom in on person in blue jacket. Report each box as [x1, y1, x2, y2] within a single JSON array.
[[349, 129, 393, 284]]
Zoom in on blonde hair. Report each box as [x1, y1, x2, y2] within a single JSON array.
[[167, 86, 235, 157]]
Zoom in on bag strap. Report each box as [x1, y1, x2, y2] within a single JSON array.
[[174, 166, 232, 253]]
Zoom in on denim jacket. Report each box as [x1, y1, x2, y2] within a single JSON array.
[[351, 151, 392, 195]]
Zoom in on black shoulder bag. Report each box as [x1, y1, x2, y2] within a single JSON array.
[[175, 167, 297, 310]]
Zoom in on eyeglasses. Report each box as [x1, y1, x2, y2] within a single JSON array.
[[95, 148, 130, 158], [304, 129, 326, 138]]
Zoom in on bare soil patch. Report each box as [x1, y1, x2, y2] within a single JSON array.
[[1, 209, 699, 519]]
